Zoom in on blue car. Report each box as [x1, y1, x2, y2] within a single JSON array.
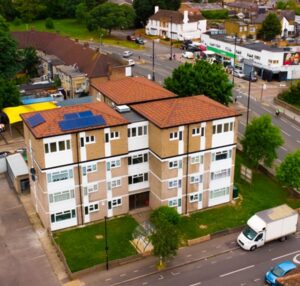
[[265, 260, 297, 285]]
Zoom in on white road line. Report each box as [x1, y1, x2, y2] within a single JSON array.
[[120, 273, 126, 277], [254, 278, 261, 282], [158, 275, 164, 280], [133, 269, 139, 273], [280, 146, 288, 151], [171, 271, 180, 276], [281, 118, 289, 124], [297, 140, 300, 144], [105, 278, 112, 281], [261, 107, 270, 113], [219, 265, 255, 278], [272, 250, 300, 261], [189, 282, 202, 286], [281, 130, 291, 137], [292, 126, 300, 132]]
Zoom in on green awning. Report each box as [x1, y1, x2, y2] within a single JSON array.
[[207, 46, 236, 59]]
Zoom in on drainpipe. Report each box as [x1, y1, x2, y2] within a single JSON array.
[[185, 124, 190, 215], [76, 133, 84, 225]]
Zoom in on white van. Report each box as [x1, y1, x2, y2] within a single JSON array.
[[182, 51, 194, 59]]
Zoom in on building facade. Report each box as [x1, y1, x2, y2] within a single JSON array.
[[22, 82, 239, 231]]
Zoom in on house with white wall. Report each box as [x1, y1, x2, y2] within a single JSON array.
[[145, 6, 207, 41]]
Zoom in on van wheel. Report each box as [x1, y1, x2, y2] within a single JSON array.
[[279, 236, 287, 242], [250, 245, 257, 251]]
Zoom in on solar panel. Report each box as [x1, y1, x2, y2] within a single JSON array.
[[78, 111, 93, 118], [64, 113, 79, 120], [27, 113, 45, 128], [59, 115, 106, 131]]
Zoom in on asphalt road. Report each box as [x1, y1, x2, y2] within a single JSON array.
[[119, 234, 300, 286]]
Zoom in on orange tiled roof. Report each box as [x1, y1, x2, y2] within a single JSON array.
[[130, 95, 239, 128], [21, 102, 128, 138], [92, 77, 176, 105], [11, 31, 121, 78]]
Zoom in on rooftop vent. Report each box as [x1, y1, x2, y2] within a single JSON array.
[[116, 105, 130, 113]]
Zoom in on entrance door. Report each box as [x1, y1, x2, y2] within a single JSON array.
[[129, 192, 149, 210]]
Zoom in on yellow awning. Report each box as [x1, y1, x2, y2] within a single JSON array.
[[3, 102, 57, 124]]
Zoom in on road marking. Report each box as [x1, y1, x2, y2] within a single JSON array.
[[281, 118, 289, 124], [120, 273, 126, 277], [133, 269, 139, 273], [186, 254, 192, 257], [171, 271, 180, 276], [271, 250, 300, 261], [293, 254, 300, 264], [142, 282, 148, 285], [280, 146, 288, 152], [219, 265, 255, 277], [189, 282, 201, 286], [254, 278, 261, 282], [27, 254, 46, 261], [105, 278, 112, 281], [158, 275, 164, 280], [281, 130, 291, 137]]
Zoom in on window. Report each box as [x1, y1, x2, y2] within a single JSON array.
[[189, 193, 202, 203], [83, 184, 98, 195], [110, 131, 119, 140], [192, 127, 200, 136], [128, 173, 148, 184], [211, 169, 231, 180], [50, 142, 57, 152], [106, 159, 121, 170], [209, 187, 229, 199], [224, 123, 229, 132], [168, 160, 182, 169], [45, 140, 71, 154], [49, 189, 74, 203], [108, 198, 122, 209], [212, 150, 232, 161], [201, 127, 205, 136], [168, 199, 180, 207], [128, 153, 148, 165], [85, 203, 99, 214], [50, 209, 76, 223], [85, 135, 95, 144], [82, 164, 97, 175], [213, 122, 233, 134], [47, 169, 73, 183], [190, 174, 203, 184], [191, 155, 203, 164], [169, 131, 178, 140], [168, 179, 182, 189], [107, 179, 121, 190]]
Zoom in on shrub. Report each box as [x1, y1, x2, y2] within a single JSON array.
[[201, 9, 229, 19], [45, 17, 54, 29], [13, 17, 22, 26]]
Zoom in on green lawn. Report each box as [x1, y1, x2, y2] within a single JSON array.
[[54, 215, 138, 272], [9, 18, 144, 50], [179, 152, 300, 241]]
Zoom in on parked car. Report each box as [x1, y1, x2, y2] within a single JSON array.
[[181, 39, 193, 50], [127, 35, 136, 41], [127, 59, 135, 66], [243, 74, 258, 82], [265, 261, 297, 285], [187, 45, 201, 52], [123, 50, 133, 58], [233, 70, 246, 78], [182, 51, 194, 59], [135, 37, 145, 45]]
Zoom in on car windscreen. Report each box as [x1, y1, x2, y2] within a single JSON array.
[[242, 226, 257, 240], [271, 265, 285, 277]]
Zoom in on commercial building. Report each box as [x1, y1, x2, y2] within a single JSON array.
[[21, 78, 239, 231]]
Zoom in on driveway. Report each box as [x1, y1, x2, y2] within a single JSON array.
[[0, 173, 60, 286]]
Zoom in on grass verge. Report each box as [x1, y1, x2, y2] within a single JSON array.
[[54, 215, 138, 272], [179, 152, 300, 241]]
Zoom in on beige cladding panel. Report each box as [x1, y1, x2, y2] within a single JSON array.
[[188, 202, 199, 213], [202, 190, 209, 208], [203, 152, 211, 171], [149, 153, 162, 178], [149, 174, 162, 199], [111, 178, 128, 198], [149, 123, 163, 156], [110, 126, 128, 155], [29, 131, 46, 169], [234, 118, 239, 143], [70, 134, 79, 163], [161, 128, 180, 158], [203, 171, 210, 191], [85, 129, 105, 160], [149, 192, 161, 210], [89, 207, 106, 222], [205, 121, 212, 149], [112, 197, 129, 216], [111, 158, 128, 178], [189, 124, 201, 153]]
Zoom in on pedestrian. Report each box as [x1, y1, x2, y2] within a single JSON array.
[[173, 54, 176, 60], [275, 109, 280, 116], [234, 97, 237, 103]]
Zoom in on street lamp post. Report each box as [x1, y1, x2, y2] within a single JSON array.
[[170, 16, 173, 60], [104, 216, 109, 270], [246, 68, 253, 126], [152, 40, 155, 81], [232, 33, 237, 85]]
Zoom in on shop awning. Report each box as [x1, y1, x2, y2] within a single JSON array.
[[3, 102, 57, 124]]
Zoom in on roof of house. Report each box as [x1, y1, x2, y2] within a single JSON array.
[[92, 77, 176, 105], [21, 102, 128, 138], [149, 9, 204, 24], [276, 266, 300, 285], [130, 95, 239, 128], [253, 10, 295, 24], [227, 1, 258, 9], [11, 31, 121, 78]]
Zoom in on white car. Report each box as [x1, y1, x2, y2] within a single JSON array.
[[233, 70, 246, 78], [182, 51, 194, 59], [123, 50, 133, 58], [127, 59, 135, 66]]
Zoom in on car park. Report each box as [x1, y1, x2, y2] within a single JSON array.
[[265, 261, 297, 285], [123, 50, 133, 58]]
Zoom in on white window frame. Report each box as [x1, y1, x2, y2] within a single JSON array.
[[212, 150, 232, 161], [47, 169, 73, 183], [110, 131, 120, 140], [112, 198, 122, 208], [209, 187, 229, 199], [169, 131, 178, 141], [168, 179, 182, 189], [168, 160, 182, 169], [85, 135, 95, 144], [192, 127, 200, 136], [49, 189, 75, 203], [51, 209, 76, 223], [88, 203, 99, 213], [189, 192, 202, 203], [128, 173, 148, 185], [190, 174, 203, 184], [107, 179, 121, 190], [107, 159, 121, 170], [83, 183, 98, 195], [45, 139, 71, 154], [211, 169, 231, 180], [191, 155, 203, 165]]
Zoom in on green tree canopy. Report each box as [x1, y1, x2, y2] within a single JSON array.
[[13, 0, 47, 22], [21, 47, 40, 78], [150, 206, 181, 266], [258, 13, 281, 41], [87, 3, 135, 34], [0, 77, 21, 110], [241, 115, 284, 168], [133, 0, 181, 26], [164, 60, 233, 105], [279, 81, 300, 107], [276, 150, 300, 191]]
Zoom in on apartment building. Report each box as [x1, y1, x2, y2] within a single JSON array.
[[21, 83, 239, 231]]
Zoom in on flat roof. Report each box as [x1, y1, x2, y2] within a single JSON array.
[[119, 109, 146, 123], [6, 153, 29, 177]]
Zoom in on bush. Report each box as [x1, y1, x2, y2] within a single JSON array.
[[279, 81, 300, 107], [150, 206, 181, 226], [13, 17, 22, 26], [45, 17, 54, 29], [201, 9, 229, 19]]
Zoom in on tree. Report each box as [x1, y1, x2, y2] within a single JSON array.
[[0, 77, 21, 110], [45, 17, 54, 29], [0, 0, 17, 21], [241, 115, 284, 168], [164, 60, 233, 105], [150, 206, 181, 268], [279, 81, 300, 107], [276, 150, 300, 191], [75, 2, 88, 24], [13, 0, 47, 22], [133, 0, 181, 26], [21, 47, 40, 78], [87, 3, 135, 34], [258, 13, 281, 41]]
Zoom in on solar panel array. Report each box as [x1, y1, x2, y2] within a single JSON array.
[[60, 111, 106, 131], [27, 113, 45, 128]]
